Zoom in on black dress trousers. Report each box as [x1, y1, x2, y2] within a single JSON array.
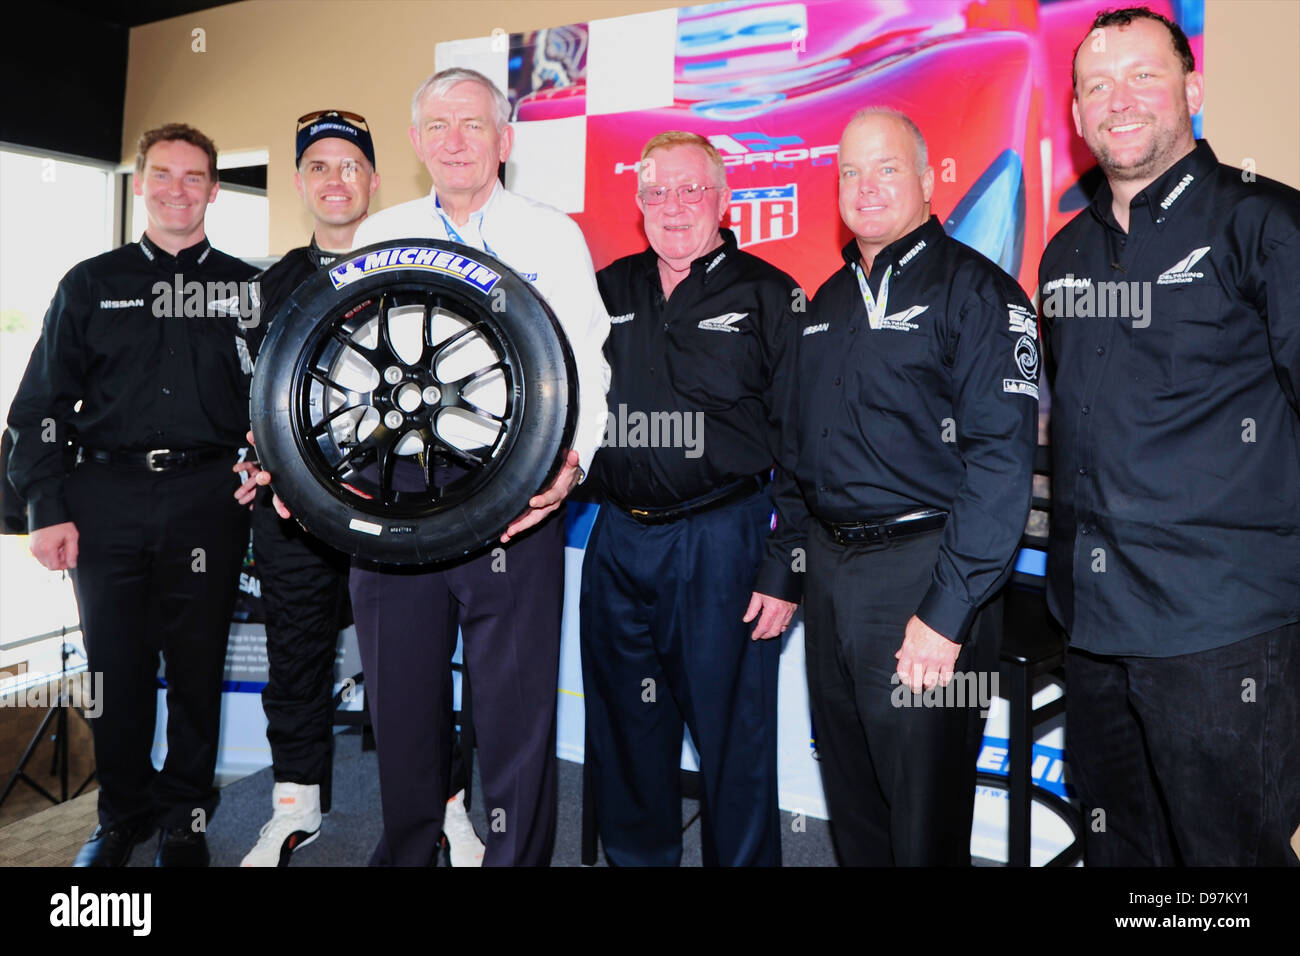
[[66, 457, 249, 831], [804, 521, 1000, 866]]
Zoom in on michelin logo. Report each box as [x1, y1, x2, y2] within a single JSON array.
[[329, 247, 502, 294]]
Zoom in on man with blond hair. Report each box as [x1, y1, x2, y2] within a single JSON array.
[[580, 130, 805, 866]]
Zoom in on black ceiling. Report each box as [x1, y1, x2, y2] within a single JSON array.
[[47, 0, 245, 27], [47, 0, 247, 28], [1, 2, 248, 162]]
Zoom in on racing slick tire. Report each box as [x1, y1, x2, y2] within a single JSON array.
[[250, 238, 577, 566]]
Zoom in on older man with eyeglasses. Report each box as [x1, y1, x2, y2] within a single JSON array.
[[579, 131, 807, 866]]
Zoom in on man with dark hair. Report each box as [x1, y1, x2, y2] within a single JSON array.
[[6, 123, 257, 867], [234, 111, 379, 867], [1041, 8, 1300, 865], [797, 108, 1037, 865], [581, 130, 803, 866]]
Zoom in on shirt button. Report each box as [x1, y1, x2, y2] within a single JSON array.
[[1081, 526, 1091, 536], [1095, 346, 1105, 356], [1081, 405, 1090, 415], [821, 428, 829, 437], [162, 387, 172, 395], [168, 347, 175, 356], [848, 326, 856, 334], [833, 377, 841, 386], [1078, 466, 1087, 476]]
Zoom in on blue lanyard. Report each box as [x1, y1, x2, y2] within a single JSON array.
[[434, 198, 498, 259]]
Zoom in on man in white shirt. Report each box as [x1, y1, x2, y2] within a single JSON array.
[[345, 68, 609, 865]]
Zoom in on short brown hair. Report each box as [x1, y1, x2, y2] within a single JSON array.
[[639, 131, 727, 187], [134, 123, 219, 181], [1072, 7, 1196, 91]]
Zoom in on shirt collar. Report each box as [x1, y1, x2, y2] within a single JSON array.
[[307, 235, 342, 268], [1091, 139, 1218, 232], [139, 233, 212, 269], [841, 215, 945, 277], [637, 228, 740, 290], [431, 181, 502, 231]]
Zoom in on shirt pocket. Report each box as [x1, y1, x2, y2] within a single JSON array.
[[665, 320, 757, 409], [1123, 283, 1226, 390]]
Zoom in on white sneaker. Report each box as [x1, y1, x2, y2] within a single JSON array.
[[240, 782, 322, 867], [443, 789, 484, 867]]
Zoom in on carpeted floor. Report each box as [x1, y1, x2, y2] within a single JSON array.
[[0, 729, 838, 866]]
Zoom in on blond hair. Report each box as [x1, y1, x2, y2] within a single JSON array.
[[639, 131, 726, 187]]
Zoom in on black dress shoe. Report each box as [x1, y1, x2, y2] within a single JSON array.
[[154, 827, 210, 867], [73, 823, 153, 867]]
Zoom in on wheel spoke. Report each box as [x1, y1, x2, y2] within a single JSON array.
[[306, 366, 353, 395], [375, 292, 401, 366], [326, 325, 373, 361], [431, 321, 489, 369], [375, 431, 400, 506], [430, 421, 490, 468], [306, 401, 363, 439], [456, 400, 505, 425], [417, 295, 440, 367], [448, 360, 507, 392]]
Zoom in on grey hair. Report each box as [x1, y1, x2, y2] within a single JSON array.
[[846, 107, 929, 172], [410, 68, 511, 129]]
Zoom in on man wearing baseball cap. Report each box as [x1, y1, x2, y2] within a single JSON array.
[[235, 111, 377, 866]]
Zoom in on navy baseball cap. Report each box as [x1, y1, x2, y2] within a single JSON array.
[[295, 110, 376, 168]]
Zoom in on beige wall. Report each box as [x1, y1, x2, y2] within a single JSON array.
[[123, 0, 674, 254], [1202, 0, 1300, 188], [124, 0, 1300, 256]]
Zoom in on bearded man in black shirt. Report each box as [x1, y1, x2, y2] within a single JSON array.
[[1041, 7, 1300, 866], [6, 124, 256, 867]]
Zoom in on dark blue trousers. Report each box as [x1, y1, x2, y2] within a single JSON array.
[[580, 491, 782, 866], [349, 513, 564, 867]]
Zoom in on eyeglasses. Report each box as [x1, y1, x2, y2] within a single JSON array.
[[296, 109, 370, 130], [638, 183, 720, 205]]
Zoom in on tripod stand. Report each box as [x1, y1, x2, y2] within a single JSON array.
[[0, 636, 97, 810]]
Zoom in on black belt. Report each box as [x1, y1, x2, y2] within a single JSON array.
[[611, 473, 768, 525], [79, 446, 235, 472], [819, 509, 948, 547]]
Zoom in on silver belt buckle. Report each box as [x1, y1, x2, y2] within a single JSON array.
[[146, 448, 172, 472]]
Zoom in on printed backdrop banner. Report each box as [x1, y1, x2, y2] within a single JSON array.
[[202, 0, 1205, 862]]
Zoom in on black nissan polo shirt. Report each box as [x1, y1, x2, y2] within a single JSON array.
[[1039, 140, 1300, 657], [588, 229, 808, 602], [6, 235, 257, 530], [797, 216, 1038, 642]]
